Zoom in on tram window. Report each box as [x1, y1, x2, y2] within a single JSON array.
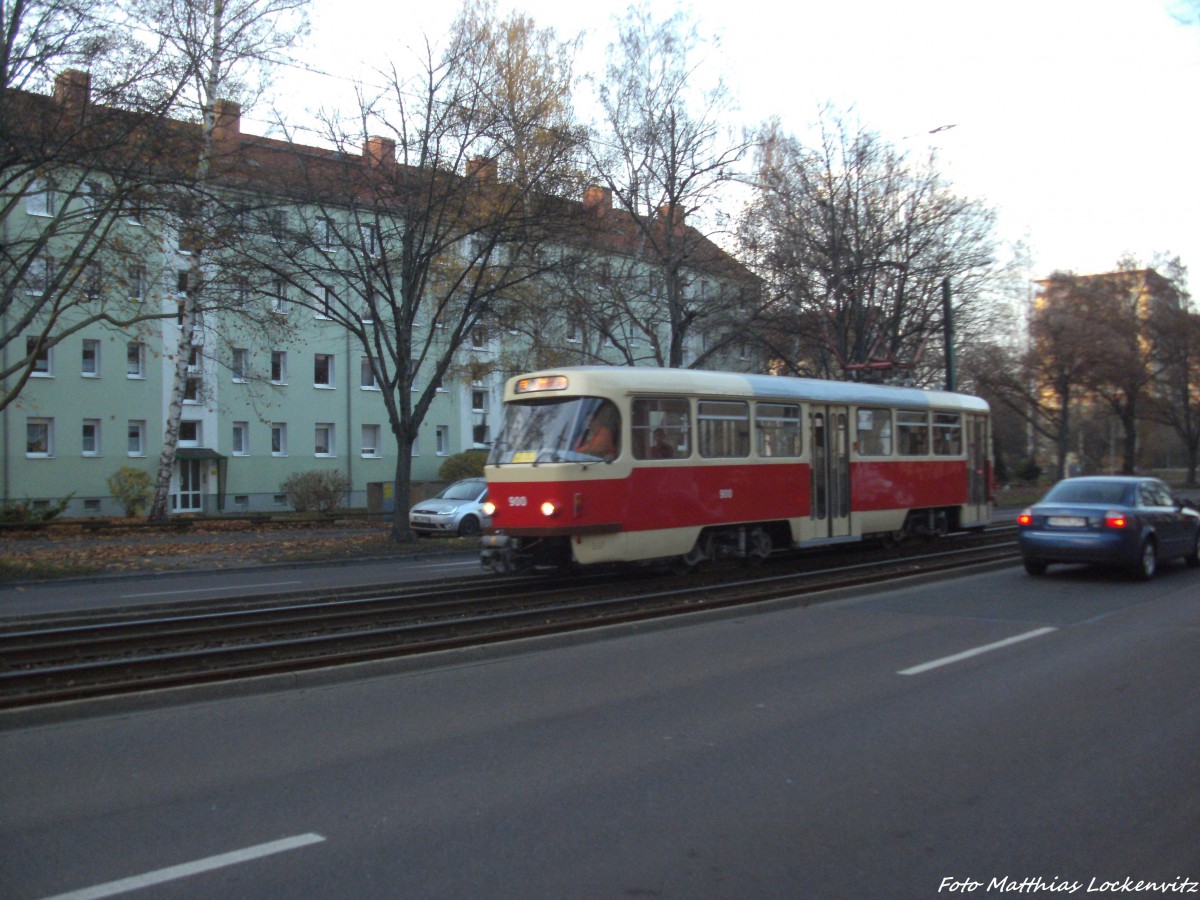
[[856, 407, 892, 456], [896, 410, 929, 456], [632, 397, 691, 459], [699, 400, 750, 458], [756, 403, 802, 457], [932, 412, 962, 456]]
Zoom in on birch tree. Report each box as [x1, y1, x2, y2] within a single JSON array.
[[131, 0, 309, 520]]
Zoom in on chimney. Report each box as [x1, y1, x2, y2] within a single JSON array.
[[467, 156, 498, 185], [53, 70, 91, 121], [212, 100, 241, 151], [658, 203, 685, 233], [583, 186, 612, 216], [364, 136, 396, 170]]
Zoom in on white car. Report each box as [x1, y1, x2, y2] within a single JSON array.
[[409, 478, 491, 537]]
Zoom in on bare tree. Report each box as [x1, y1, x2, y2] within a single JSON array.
[[739, 110, 1000, 386], [585, 3, 756, 369], [1144, 257, 1199, 483], [0, 0, 183, 411], [237, 0, 583, 540]]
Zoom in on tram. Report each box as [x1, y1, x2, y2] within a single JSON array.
[[480, 367, 991, 572]]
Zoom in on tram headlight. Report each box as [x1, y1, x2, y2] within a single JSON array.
[[540, 500, 559, 517], [481, 501, 496, 517]]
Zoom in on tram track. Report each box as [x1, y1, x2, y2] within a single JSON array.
[[0, 528, 1019, 710]]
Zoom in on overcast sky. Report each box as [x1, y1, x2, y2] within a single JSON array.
[[261, 0, 1200, 289]]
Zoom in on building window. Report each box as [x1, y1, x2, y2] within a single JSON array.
[[314, 353, 335, 388], [129, 265, 146, 302], [176, 270, 189, 294], [26, 418, 54, 457], [315, 216, 337, 249], [232, 421, 249, 456], [26, 257, 51, 296], [272, 278, 289, 314], [270, 350, 287, 384], [128, 420, 146, 456], [315, 423, 335, 457], [81, 339, 100, 377], [25, 178, 55, 217], [231, 348, 250, 382], [319, 285, 336, 318], [271, 423, 288, 456], [82, 419, 101, 456], [472, 424, 489, 446], [183, 374, 203, 403], [436, 425, 449, 456], [361, 424, 381, 458], [83, 262, 102, 300], [360, 223, 379, 257], [178, 420, 200, 447], [127, 342, 146, 378], [360, 357, 378, 390], [27, 337, 52, 377], [471, 388, 487, 413]]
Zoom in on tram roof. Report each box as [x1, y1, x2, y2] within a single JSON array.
[[504, 367, 989, 413]]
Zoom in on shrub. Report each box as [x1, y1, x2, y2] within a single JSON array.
[[282, 470, 350, 513], [107, 466, 155, 517], [438, 449, 488, 482], [0, 495, 72, 524]]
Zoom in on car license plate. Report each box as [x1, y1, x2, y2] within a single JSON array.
[[1048, 516, 1086, 527], [413, 516, 430, 524]]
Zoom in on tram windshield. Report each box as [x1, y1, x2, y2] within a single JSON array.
[[488, 396, 621, 464]]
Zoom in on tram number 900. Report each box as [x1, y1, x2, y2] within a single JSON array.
[[719, 489, 733, 500], [508, 496, 528, 507]]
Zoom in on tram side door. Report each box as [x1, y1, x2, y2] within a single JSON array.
[[810, 405, 851, 539], [966, 414, 989, 524]]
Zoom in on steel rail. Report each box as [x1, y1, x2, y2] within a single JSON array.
[[0, 530, 1019, 710]]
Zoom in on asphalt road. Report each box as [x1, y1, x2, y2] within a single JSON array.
[[0, 550, 484, 618], [1, 559, 1198, 898]]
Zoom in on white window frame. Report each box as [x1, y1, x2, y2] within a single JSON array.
[[360, 357, 379, 391], [81, 339, 101, 377], [232, 421, 250, 456], [361, 424, 381, 458], [26, 417, 54, 457], [271, 423, 288, 457], [231, 348, 250, 383], [314, 353, 335, 389], [315, 423, 335, 457], [178, 420, 201, 447], [127, 420, 146, 457], [270, 350, 288, 385], [82, 419, 101, 456], [127, 342, 146, 379], [27, 337, 52, 377], [25, 179, 55, 217], [436, 425, 449, 456]]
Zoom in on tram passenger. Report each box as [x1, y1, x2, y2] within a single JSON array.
[[575, 401, 619, 459], [649, 428, 674, 459]]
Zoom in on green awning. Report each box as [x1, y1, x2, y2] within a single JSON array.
[[175, 448, 226, 461]]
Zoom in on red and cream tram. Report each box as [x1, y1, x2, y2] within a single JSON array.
[[480, 367, 992, 572]]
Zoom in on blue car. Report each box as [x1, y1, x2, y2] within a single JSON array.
[[1018, 476, 1200, 579]]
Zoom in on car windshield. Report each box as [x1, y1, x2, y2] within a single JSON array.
[[1041, 481, 1133, 505], [488, 396, 621, 464], [438, 481, 482, 501]]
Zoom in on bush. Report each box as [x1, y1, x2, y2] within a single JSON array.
[[438, 449, 488, 482], [282, 470, 350, 513], [0, 495, 72, 524], [1015, 457, 1043, 484], [107, 466, 155, 517]]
